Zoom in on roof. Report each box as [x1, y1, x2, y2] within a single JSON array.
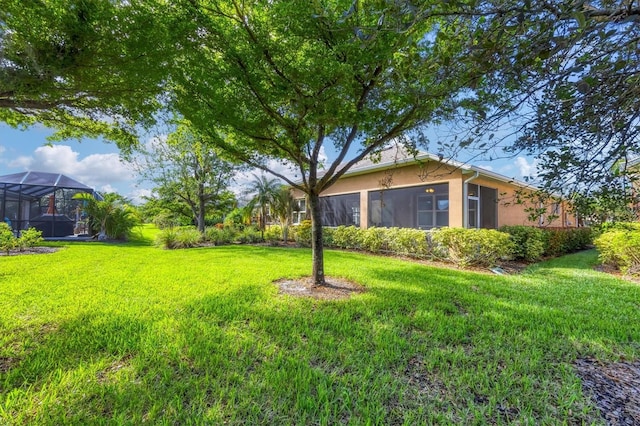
[[629, 157, 640, 169], [339, 144, 536, 189], [0, 171, 96, 198]]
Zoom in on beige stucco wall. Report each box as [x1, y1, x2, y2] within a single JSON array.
[[292, 161, 576, 228]]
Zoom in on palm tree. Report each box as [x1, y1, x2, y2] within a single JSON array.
[[73, 193, 138, 240], [247, 174, 280, 239], [270, 186, 296, 243]]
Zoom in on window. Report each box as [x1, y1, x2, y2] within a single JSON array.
[[369, 183, 448, 229], [319, 193, 360, 227], [292, 199, 306, 224]]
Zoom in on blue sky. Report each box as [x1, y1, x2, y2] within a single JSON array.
[[0, 123, 537, 204]]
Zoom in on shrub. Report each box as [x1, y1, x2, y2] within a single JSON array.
[[332, 226, 363, 250], [361, 227, 389, 253], [541, 228, 593, 257], [264, 225, 282, 245], [204, 226, 236, 245], [105, 206, 140, 240], [17, 228, 44, 251], [322, 227, 335, 247], [236, 227, 262, 244], [294, 220, 312, 247], [156, 227, 202, 249], [0, 222, 16, 254], [387, 227, 431, 258], [223, 208, 248, 230], [499, 225, 545, 262], [175, 227, 203, 248], [431, 228, 515, 268], [597, 221, 640, 234], [594, 229, 640, 275]]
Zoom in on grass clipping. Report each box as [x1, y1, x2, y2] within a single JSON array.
[[275, 276, 365, 300]]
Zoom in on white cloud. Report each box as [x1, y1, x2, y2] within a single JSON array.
[[6, 145, 135, 190], [100, 184, 118, 193], [129, 188, 153, 205], [475, 164, 494, 172], [515, 156, 539, 179]]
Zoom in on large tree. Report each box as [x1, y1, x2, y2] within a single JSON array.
[[137, 124, 239, 233], [0, 0, 179, 148], [472, 1, 640, 201], [168, 0, 535, 285]]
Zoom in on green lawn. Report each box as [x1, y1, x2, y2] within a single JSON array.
[[1, 228, 638, 425]]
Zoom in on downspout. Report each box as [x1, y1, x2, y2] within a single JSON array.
[[462, 170, 479, 228]]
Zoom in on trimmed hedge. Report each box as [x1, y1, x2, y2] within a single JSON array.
[[500, 225, 545, 262], [541, 228, 592, 257], [431, 227, 515, 268]]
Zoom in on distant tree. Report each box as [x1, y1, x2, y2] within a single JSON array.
[[246, 175, 280, 239], [270, 186, 296, 243], [137, 124, 239, 233]]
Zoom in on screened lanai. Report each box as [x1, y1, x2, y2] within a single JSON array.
[[0, 171, 99, 238]]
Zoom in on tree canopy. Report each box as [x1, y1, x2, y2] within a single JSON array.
[[0, 0, 179, 149]]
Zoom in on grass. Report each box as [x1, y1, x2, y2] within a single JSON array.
[[1, 226, 639, 424]]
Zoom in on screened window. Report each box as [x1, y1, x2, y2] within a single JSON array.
[[369, 183, 448, 229], [319, 193, 360, 227]]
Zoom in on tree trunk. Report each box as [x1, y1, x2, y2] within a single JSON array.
[[308, 192, 326, 286], [282, 222, 289, 243], [197, 183, 206, 234]]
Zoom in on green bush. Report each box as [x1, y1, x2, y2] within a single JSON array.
[[294, 220, 312, 247], [236, 227, 262, 244], [322, 227, 335, 247], [499, 225, 545, 261], [204, 226, 237, 245], [594, 229, 640, 275], [0, 222, 16, 254], [223, 208, 249, 230], [105, 206, 140, 240], [332, 225, 363, 250], [361, 227, 389, 253], [431, 228, 515, 268], [156, 227, 202, 249], [541, 228, 592, 257], [597, 221, 640, 234], [264, 225, 282, 245], [387, 227, 431, 258], [17, 228, 44, 251]]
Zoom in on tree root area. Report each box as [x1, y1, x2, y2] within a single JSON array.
[[275, 276, 366, 300]]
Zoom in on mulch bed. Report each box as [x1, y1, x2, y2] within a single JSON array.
[[0, 247, 60, 256], [575, 358, 640, 425]]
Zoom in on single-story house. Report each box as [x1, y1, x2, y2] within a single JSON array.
[[291, 146, 578, 230]]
